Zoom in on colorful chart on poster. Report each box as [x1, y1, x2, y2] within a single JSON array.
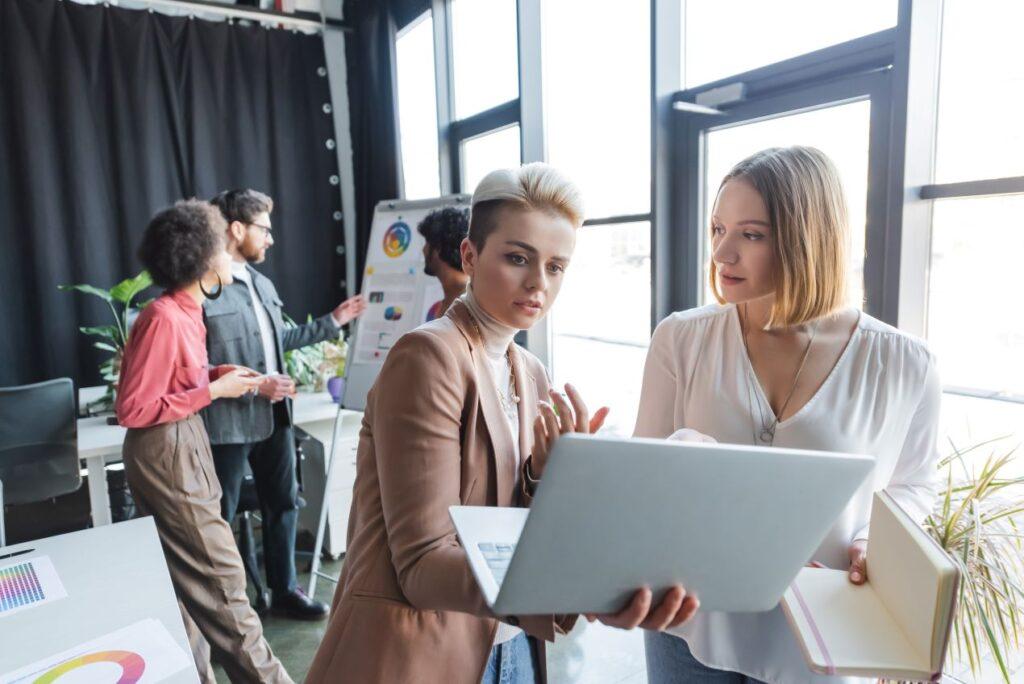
[[384, 306, 404, 321], [382, 221, 411, 258], [425, 300, 445, 322], [0, 556, 66, 617], [32, 651, 145, 684]]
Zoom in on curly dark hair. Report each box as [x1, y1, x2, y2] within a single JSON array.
[[417, 207, 469, 270], [138, 200, 226, 291], [210, 188, 274, 226]]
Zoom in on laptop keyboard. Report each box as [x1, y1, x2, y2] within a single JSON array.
[[477, 542, 516, 585]]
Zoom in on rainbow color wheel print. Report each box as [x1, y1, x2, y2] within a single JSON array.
[[425, 300, 445, 322], [382, 221, 411, 258], [32, 651, 146, 684]]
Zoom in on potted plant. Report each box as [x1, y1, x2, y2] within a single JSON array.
[[921, 437, 1024, 683], [59, 271, 153, 415], [282, 314, 349, 399]]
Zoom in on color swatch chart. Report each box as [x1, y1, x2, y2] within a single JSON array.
[[0, 556, 66, 617], [0, 561, 44, 612]]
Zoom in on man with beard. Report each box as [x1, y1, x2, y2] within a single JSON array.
[[202, 189, 366, 620], [418, 206, 470, 316]]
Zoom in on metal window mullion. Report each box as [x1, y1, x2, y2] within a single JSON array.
[[516, 0, 549, 367], [432, 0, 456, 195], [652, 0, 682, 327], [919, 176, 1024, 200], [891, 0, 943, 338]]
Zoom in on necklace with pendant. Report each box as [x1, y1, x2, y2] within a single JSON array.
[[741, 303, 818, 447]]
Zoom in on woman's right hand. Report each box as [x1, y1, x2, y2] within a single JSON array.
[[530, 383, 610, 479], [209, 367, 262, 400]]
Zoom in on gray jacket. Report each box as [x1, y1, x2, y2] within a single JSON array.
[[201, 264, 340, 445]]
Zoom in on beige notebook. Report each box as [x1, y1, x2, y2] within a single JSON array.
[[781, 491, 960, 682]]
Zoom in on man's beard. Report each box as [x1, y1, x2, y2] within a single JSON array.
[[243, 244, 265, 264], [423, 261, 436, 277]]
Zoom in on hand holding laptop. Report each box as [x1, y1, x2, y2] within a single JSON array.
[[585, 584, 700, 631]]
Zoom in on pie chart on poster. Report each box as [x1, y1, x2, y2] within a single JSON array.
[[32, 650, 146, 683], [425, 300, 445, 322], [382, 221, 411, 258], [384, 306, 404, 321]]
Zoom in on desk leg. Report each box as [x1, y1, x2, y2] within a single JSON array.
[[86, 457, 113, 527]]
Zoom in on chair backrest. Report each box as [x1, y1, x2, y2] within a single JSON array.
[[0, 378, 81, 505]]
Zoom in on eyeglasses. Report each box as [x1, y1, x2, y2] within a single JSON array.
[[248, 222, 272, 236]]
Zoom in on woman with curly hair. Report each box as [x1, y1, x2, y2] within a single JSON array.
[[116, 199, 293, 683]]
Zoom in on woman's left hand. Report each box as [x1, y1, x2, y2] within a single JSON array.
[[530, 383, 609, 479], [848, 539, 868, 584]]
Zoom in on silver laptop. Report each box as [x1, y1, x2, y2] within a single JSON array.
[[450, 433, 874, 616]]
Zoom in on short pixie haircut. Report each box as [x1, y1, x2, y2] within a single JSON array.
[[210, 188, 274, 226], [709, 146, 849, 328], [418, 206, 469, 270], [138, 200, 226, 291], [468, 162, 584, 250]]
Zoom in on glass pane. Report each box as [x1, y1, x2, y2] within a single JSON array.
[[934, 0, 1024, 183], [940, 394, 1024, 477], [927, 195, 1024, 398], [460, 125, 521, 194], [451, 0, 519, 119], [542, 0, 650, 219], [396, 12, 441, 200], [702, 100, 870, 310], [683, 0, 897, 88], [551, 222, 651, 436]]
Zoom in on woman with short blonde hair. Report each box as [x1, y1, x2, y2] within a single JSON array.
[[636, 146, 941, 683], [308, 163, 699, 684]]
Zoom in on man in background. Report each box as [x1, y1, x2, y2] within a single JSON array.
[[418, 206, 470, 315], [202, 189, 366, 620]]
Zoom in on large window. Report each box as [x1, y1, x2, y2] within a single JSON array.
[[542, 0, 652, 435], [450, 0, 519, 119], [925, 1, 1024, 455], [395, 11, 441, 200], [460, 125, 522, 194], [933, 0, 1024, 183], [682, 0, 897, 88]]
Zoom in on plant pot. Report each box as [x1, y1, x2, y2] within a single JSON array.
[[327, 376, 345, 404]]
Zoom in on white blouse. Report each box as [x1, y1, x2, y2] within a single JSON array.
[[633, 303, 942, 684]]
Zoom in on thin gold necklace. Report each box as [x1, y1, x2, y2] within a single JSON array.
[[468, 314, 520, 411], [741, 303, 818, 445]]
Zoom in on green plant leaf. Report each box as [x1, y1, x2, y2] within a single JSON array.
[[110, 270, 153, 305], [93, 341, 118, 353], [79, 325, 119, 341], [59, 283, 113, 302]]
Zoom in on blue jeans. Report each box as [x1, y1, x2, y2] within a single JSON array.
[[645, 632, 768, 684], [481, 632, 539, 684]]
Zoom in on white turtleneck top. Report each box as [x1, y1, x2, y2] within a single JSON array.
[[460, 287, 524, 646]]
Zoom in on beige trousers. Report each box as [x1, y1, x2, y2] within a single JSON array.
[[123, 413, 293, 684]]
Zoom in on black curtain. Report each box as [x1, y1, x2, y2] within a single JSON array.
[[342, 0, 427, 286], [0, 0, 345, 388]]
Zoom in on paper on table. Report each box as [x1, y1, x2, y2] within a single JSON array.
[[0, 618, 192, 684], [0, 555, 67, 618]]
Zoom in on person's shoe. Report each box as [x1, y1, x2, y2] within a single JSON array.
[[271, 589, 329, 621]]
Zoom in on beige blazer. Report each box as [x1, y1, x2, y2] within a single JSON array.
[[306, 300, 575, 684]]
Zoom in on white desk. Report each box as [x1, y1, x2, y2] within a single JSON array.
[[0, 517, 199, 683], [76, 389, 362, 527]]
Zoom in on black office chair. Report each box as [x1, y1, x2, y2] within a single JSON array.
[[0, 379, 82, 546]]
